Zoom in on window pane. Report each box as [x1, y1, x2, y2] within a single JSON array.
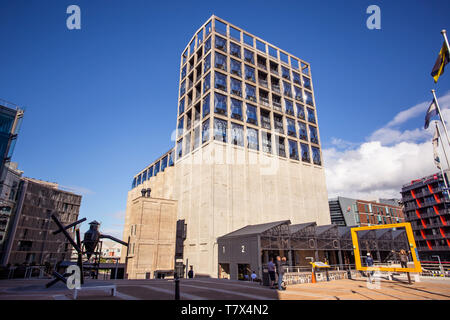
[[289, 139, 299, 160], [312, 146, 321, 165], [180, 80, 186, 96], [142, 170, 147, 182], [231, 123, 244, 146], [197, 30, 203, 46], [294, 86, 302, 101], [203, 73, 211, 93], [177, 116, 184, 137], [246, 104, 258, 125], [301, 143, 310, 162], [214, 72, 227, 92], [194, 126, 200, 150], [230, 27, 241, 42], [189, 40, 195, 57], [230, 58, 242, 77], [215, 19, 227, 36], [301, 62, 310, 75], [256, 39, 266, 53], [179, 98, 185, 115], [280, 52, 289, 65], [204, 36, 211, 53], [304, 91, 314, 106], [154, 161, 160, 175], [214, 92, 228, 115], [230, 78, 242, 97], [307, 107, 316, 123], [215, 35, 227, 52], [169, 151, 174, 166], [247, 127, 259, 150], [148, 166, 154, 178], [262, 131, 272, 153], [274, 114, 284, 134], [230, 42, 241, 58], [243, 33, 254, 47], [291, 58, 299, 69], [296, 103, 305, 120], [293, 72, 301, 85], [176, 139, 183, 159], [298, 121, 307, 141], [260, 109, 271, 130], [203, 94, 210, 117], [244, 49, 254, 64], [303, 76, 311, 89], [276, 136, 286, 157], [181, 65, 187, 79], [215, 52, 227, 71], [137, 175, 141, 185], [245, 65, 255, 82], [185, 132, 191, 154], [161, 156, 168, 172], [269, 46, 277, 58], [202, 119, 210, 143], [283, 81, 292, 97], [245, 84, 256, 102], [282, 67, 290, 80], [132, 177, 136, 189], [204, 53, 211, 72], [309, 125, 319, 144], [214, 118, 227, 142], [231, 98, 242, 120], [285, 99, 294, 116], [287, 118, 296, 137]]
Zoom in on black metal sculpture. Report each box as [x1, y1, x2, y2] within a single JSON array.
[[45, 214, 129, 288]]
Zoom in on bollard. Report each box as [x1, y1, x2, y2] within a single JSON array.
[[174, 272, 180, 300]]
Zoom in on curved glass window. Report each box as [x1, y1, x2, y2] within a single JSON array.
[[245, 65, 255, 82], [231, 98, 242, 120], [230, 42, 241, 58], [214, 92, 227, 116], [246, 104, 258, 125], [289, 139, 299, 160], [298, 121, 307, 141], [312, 146, 321, 165], [230, 78, 242, 97], [262, 131, 272, 153], [214, 72, 227, 92], [307, 107, 316, 124], [231, 123, 244, 146], [247, 127, 259, 150], [309, 125, 319, 144], [230, 58, 242, 77], [214, 118, 227, 142], [301, 143, 310, 162]]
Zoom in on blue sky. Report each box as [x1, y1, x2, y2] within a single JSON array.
[[1, 0, 450, 237]]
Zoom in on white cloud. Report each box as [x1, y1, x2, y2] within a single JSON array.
[[324, 91, 450, 201]]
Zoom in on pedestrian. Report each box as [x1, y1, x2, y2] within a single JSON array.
[[188, 265, 194, 279], [276, 256, 286, 291], [399, 249, 408, 268], [267, 258, 276, 288], [251, 270, 257, 282], [366, 252, 374, 282]]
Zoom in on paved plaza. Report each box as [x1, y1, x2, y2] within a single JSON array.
[[0, 276, 449, 300]]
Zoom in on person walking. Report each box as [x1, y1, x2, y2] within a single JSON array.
[[399, 250, 408, 268], [366, 252, 374, 283], [276, 256, 286, 291], [188, 266, 194, 279], [267, 258, 276, 288]]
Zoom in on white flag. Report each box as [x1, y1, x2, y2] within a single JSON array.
[[433, 126, 441, 169]]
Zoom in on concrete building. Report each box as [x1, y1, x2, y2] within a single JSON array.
[[329, 196, 404, 227], [0, 177, 82, 267], [122, 16, 330, 278], [401, 171, 450, 261]]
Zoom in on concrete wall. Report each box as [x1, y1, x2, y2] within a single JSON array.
[[122, 141, 330, 278]]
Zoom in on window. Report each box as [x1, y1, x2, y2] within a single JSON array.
[[276, 136, 286, 157], [245, 84, 256, 102], [256, 39, 266, 53], [214, 92, 227, 116], [260, 109, 271, 130], [270, 61, 279, 74], [246, 104, 258, 125], [185, 132, 191, 153], [181, 65, 187, 79], [180, 80, 186, 96], [283, 81, 292, 97], [280, 52, 289, 65], [285, 99, 294, 116], [148, 166, 153, 178], [154, 161, 160, 175], [282, 67, 290, 80], [303, 76, 311, 89], [243, 33, 254, 47], [203, 94, 210, 117], [137, 174, 141, 185], [215, 52, 227, 71], [161, 156, 168, 172], [244, 49, 254, 64], [132, 178, 136, 189], [300, 143, 310, 162], [214, 72, 227, 92], [215, 19, 227, 36], [230, 58, 241, 77], [298, 121, 307, 141], [291, 58, 299, 70], [179, 98, 185, 115], [247, 127, 259, 150], [289, 139, 299, 160], [215, 35, 227, 52], [142, 170, 147, 182], [189, 40, 195, 57], [230, 42, 241, 58], [177, 116, 184, 137], [257, 55, 267, 70], [202, 119, 210, 143], [307, 108, 316, 123], [297, 103, 305, 120], [231, 78, 242, 97], [176, 139, 183, 159], [230, 26, 240, 41], [287, 118, 296, 137], [231, 98, 243, 120], [203, 73, 211, 93], [309, 126, 318, 144], [214, 118, 227, 142], [204, 36, 211, 53], [294, 86, 302, 101], [262, 131, 272, 153], [186, 110, 192, 130], [193, 126, 200, 150], [301, 62, 310, 75], [311, 148, 320, 165], [245, 65, 255, 82], [304, 91, 314, 106], [269, 46, 277, 58], [293, 72, 301, 85], [231, 123, 244, 146], [204, 53, 211, 72], [274, 113, 284, 134], [259, 89, 269, 106], [182, 49, 188, 65]]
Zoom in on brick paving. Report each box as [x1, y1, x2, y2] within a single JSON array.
[[0, 277, 449, 300]]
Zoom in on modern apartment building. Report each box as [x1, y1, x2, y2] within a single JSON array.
[[329, 196, 404, 227], [123, 16, 331, 278], [401, 171, 450, 261]]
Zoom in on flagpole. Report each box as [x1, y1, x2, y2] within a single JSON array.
[[442, 30, 450, 53], [431, 89, 450, 147], [435, 121, 450, 170]]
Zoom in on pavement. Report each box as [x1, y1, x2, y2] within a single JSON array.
[[0, 276, 449, 300]]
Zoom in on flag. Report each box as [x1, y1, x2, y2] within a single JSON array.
[[433, 125, 441, 170], [431, 42, 449, 83], [424, 98, 438, 129]]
